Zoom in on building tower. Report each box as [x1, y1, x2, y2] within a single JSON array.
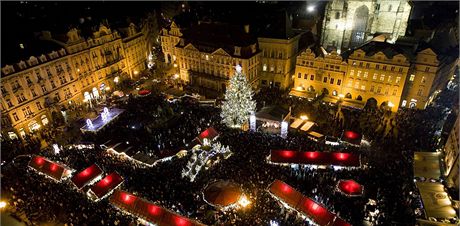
[[321, 0, 411, 51]]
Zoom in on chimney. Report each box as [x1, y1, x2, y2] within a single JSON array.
[[244, 24, 250, 34]]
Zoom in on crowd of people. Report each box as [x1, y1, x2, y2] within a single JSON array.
[[1, 82, 458, 225]]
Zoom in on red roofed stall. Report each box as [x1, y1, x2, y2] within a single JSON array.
[[341, 130, 362, 146], [337, 179, 364, 197], [270, 150, 361, 168], [71, 164, 104, 190], [193, 127, 219, 145], [89, 172, 124, 201], [268, 180, 351, 226], [110, 190, 205, 226], [28, 156, 71, 181]]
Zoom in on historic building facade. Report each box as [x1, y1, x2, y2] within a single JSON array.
[[161, 22, 262, 94], [1, 23, 148, 140], [258, 35, 301, 90], [321, 0, 411, 51], [291, 41, 457, 111]]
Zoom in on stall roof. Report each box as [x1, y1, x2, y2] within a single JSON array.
[[290, 118, 305, 129], [416, 182, 457, 220], [71, 164, 104, 189], [270, 150, 361, 167], [29, 156, 70, 181], [300, 121, 315, 132], [110, 189, 206, 226], [90, 172, 124, 199], [268, 180, 351, 226], [256, 105, 290, 122]]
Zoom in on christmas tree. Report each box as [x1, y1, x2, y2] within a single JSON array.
[[221, 65, 256, 128]]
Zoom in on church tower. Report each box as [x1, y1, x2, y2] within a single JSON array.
[[321, 0, 411, 52]]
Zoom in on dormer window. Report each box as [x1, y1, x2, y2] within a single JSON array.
[[234, 47, 241, 56]]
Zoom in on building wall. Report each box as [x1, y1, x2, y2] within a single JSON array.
[[174, 43, 261, 93], [292, 46, 410, 111], [321, 0, 411, 50], [160, 22, 182, 64], [444, 115, 459, 191], [258, 35, 301, 90], [1, 24, 147, 140]]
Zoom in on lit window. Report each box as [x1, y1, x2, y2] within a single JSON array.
[[354, 82, 359, 88], [263, 64, 267, 71], [361, 85, 365, 90], [409, 74, 415, 81], [388, 75, 392, 82], [350, 70, 354, 76], [363, 72, 368, 78], [421, 76, 426, 83], [380, 75, 385, 81], [373, 74, 377, 80], [357, 71, 361, 77]]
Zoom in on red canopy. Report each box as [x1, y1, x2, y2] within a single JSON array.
[[337, 179, 363, 196], [195, 127, 219, 145], [138, 90, 151, 96], [71, 164, 103, 189], [90, 172, 124, 199], [341, 130, 362, 146], [268, 180, 351, 226], [28, 156, 68, 181], [270, 150, 361, 167], [110, 190, 205, 226]]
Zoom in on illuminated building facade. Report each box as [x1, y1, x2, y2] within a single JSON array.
[[162, 22, 261, 93], [321, 0, 411, 51], [292, 41, 457, 111], [1, 23, 147, 139]]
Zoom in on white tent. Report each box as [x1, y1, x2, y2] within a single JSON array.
[[416, 182, 457, 220], [413, 152, 441, 180]]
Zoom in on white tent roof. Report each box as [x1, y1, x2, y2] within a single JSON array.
[[300, 121, 315, 131], [416, 182, 457, 220], [290, 118, 304, 129]]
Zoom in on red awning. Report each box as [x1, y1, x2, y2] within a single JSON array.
[[71, 164, 104, 189], [341, 130, 362, 146], [268, 180, 351, 226], [110, 190, 205, 226], [270, 150, 361, 167], [337, 179, 363, 196], [28, 156, 68, 181], [196, 127, 219, 144], [138, 90, 152, 96], [90, 172, 124, 199]]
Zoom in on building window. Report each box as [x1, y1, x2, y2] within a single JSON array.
[[383, 66, 387, 70], [357, 71, 361, 77], [270, 66, 274, 72], [399, 67, 403, 73], [323, 77, 328, 83], [366, 63, 370, 69], [391, 66, 395, 71], [335, 12, 340, 19], [392, 89, 397, 96], [376, 64, 380, 70], [36, 102, 43, 110], [304, 74, 308, 79], [361, 85, 365, 90], [6, 99, 13, 108], [350, 70, 354, 76], [332, 90, 337, 96], [330, 78, 334, 84], [377, 86, 382, 93], [310, 75, 314, 80], [409, 74, 415, 81], [13, 112, 19, 121], [388, 5, 392, 11], [421, 76, 426, 83], [298, 73, 301, 78], [31, 89, 37, 97], [417, 88, 423, 96], [354, 81, 359, 89], [263, 64, 267, 71], [363, 72, 368, 78], [401, 100, 407, 107], [380, 75, 385, 81], [337, 79, 341, 85], [373, 73, 378, 80], [370, 85, 375, 92], [425, 67, 430, 72], [396, 76, 401, 84], [388, 75, 392, 82]]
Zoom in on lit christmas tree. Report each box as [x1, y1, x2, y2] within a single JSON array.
[[221, 65, 256, 128]]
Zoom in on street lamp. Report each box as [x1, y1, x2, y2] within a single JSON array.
[[307, 5, 315, 13], [0, 201, 7, 209]]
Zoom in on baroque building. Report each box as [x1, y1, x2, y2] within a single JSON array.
[[321, 0, 411, 51], [443, 114, 459, 192], [162, 21, 262, 95], [291, 40, 458, 111], [1, 23, 148, 140]]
